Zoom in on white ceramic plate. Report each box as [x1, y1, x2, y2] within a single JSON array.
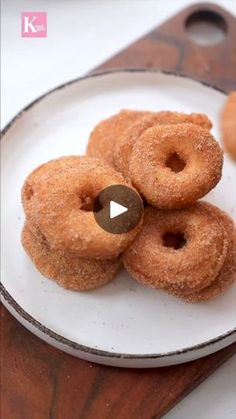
[[1, 69, 236, 368]]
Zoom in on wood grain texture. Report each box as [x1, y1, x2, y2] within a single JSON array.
[[97, 2, 236, 92], [1, 3, 236, 418], [1, 305, 235, 419]]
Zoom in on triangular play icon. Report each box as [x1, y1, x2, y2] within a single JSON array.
[[110, 201, 128, 219]]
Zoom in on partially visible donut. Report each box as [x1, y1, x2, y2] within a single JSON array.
[[221, 91, 236, 161], [123, 204, 228, 293], [114, 111, 212, 177], [129, 123, 223, 209], [22, 156, 143, 259], [22, 224, 121, 291], [86, 109, 148, 167]]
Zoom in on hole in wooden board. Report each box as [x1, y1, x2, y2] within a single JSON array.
[[185, 10, 227, 46]]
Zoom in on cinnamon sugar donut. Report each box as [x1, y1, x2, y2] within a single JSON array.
[[22, 156, 142, 259], [129, 123, 223, 209], [221, 91, 236, 161], [22, 224, 121, 291], [123, 204, 228, 293], [169, 203, 236, 302], [114, 111, 212, 177], [86, 109, 147, 166]]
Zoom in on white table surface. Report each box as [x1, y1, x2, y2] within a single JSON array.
[[1, 0, 236, 418]]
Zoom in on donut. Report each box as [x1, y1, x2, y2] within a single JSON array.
[[123, 204, 228, 293], [169, 203, 236, 302], [113, 111, 212, 177], [86, 109, 147, 167], [22, 156, 143, 259], [129, 123, 223, 209], [22, 224, 121, 291], [221, 91, 236, 161]]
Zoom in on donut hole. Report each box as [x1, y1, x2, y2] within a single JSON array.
[[80, 194, 106, 213], [40, 233, 48, 244], [93, 196, 107, 214], [25, 185, 34, 200], [80, 195, 95, 212], [165, 153, 186, 173], [162, 231, 187, 250]]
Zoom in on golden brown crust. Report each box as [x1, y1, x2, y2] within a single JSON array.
[[123, 203, 228, 292], [22, 224, 121, 291], [114, 111, 212, 177], [221, 91, 236, 161], [169, 205, 236, 302], [86, 110, 147, 166], [129, 123, 223, 209], [22, 156, 142, 259], [20, 106, 234, 302]]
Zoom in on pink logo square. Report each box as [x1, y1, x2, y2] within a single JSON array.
[[21, 12, 47, 38]]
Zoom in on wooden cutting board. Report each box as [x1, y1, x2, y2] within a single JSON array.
[[97, 2, 236, 92], [1, 3, 236, 418]]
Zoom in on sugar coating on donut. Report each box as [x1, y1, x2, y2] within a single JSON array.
[[114, 111, 212, 177], [221, 91, 236, 161], [86, 109, 148, 166], [22, 156, 143, 259], [129, 123, 223, 209], [22, 224, 121, 291], [123, 203, 228, 291], [170, 203, 236, 302]]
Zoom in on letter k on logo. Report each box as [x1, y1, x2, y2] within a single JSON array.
[[21, 12, 47, 38]]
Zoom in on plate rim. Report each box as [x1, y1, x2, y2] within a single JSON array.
[[1, 283, 236, 359], [1, 67, 235, 360]]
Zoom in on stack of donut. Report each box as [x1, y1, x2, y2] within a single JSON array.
[[86, 108, 236, 302], [21, 105, 236, 302], [21, 156, 143, 291]]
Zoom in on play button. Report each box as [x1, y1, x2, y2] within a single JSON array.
[[110, 201, 128, 219], [93, 185, 143, 234]]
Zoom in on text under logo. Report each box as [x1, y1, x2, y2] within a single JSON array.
[[21, 12, 47, 38]]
